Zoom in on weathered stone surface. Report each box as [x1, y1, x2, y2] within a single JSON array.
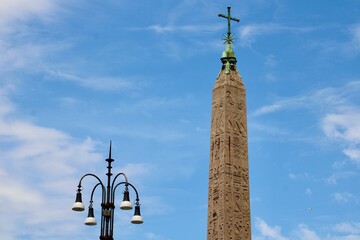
[[207, 66, 251, 240]]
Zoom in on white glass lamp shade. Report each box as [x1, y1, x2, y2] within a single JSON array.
[[84, 217, 97, 225], [84, 207, 97, 226], [120, 190, 133, 210], [131, 215, 143, 224], [131, 205, 143, 224], [72, 192, 85, 211], [120, 200, 132, 210], [72, 202, 85, 211]]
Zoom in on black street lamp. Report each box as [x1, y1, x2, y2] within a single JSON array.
[[72, 142, 143, 240]]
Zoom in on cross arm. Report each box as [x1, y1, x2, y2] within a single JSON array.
[[218, 13, 240, 22]]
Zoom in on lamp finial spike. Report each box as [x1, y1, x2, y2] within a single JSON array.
[[109, 140, 112, 159]]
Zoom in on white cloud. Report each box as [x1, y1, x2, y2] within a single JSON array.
[[0, 83, 161, 239], [141, 195, 173, 216], [0, 84, 16, 115], [343, 148, 360, 163], [305, 188, 312, 197], [293, 224, 321, 240], [264, 54, 278, 67], [0, 42, 68, 72], [144, 232, 159, 239], [114, 163, 154, 183], [0, 171, 43, 207], [0, 85, 104, 239], [252, 81, 360, 164], [322, 112, 360, 144], [255, 217, 288, 240], [0, 2, 71, 78], [265, 73, 278, 82], [331, 192, 358, 204], [322, 111, 360, 164], [254, 219, 360, 240], [0, 0, 56, 26], [335, 222, 360, 234]]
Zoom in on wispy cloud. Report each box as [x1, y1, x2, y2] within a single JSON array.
[[145, 23, 222, 34], [264, 54, 278, 67], [238, 22, 360, 58], [146, 24, 174, 33], [308, 23, 360, 58], [331, 192, 359, 204], [114, 163, 154, 182], [0, 84, 16, 115], [288, 172, 311, 180], [325, 171, 358, 185], [252, 81, 360, 164], [349, 24, 360, 52], [305, 188, 312, 197], [252, 103, 286, 117], [252, 81, 360, 117], [48, 70, 137, 91], [127, 22, 223, 59], [0, 41, 68, 72], [0, 0, 57, 27], [127, 0, 222, 35], [0, 0, 72, 93], [237, 23, 314, 47], [338, 23, 360, 56], [144, 232, 162, 240], [115, 96, 187, 115]]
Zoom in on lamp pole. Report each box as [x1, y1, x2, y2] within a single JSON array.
[[72, 142, 143, 240]]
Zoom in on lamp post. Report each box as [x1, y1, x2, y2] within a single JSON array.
[[72, 142, 143, 240]]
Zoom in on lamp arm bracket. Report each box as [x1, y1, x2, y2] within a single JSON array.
[[112, 181, 126, 203], [113, 181, 140, 203], [127, 182, 140, 202], [111, 173, 129, 190], [90, 182, 106, 204], [77, 173, 105, 190]]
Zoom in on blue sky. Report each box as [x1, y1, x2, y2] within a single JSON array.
[[0, 0, 359, 239]]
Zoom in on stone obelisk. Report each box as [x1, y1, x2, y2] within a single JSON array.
[[207, 7, 251, 240]]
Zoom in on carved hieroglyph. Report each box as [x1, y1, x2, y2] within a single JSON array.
[[207, 66, 251, 240]]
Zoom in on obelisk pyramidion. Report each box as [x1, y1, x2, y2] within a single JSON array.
[[207, 7, 252, 240]]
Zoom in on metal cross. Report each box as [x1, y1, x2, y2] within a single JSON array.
[[218, 6, 240, 44]]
